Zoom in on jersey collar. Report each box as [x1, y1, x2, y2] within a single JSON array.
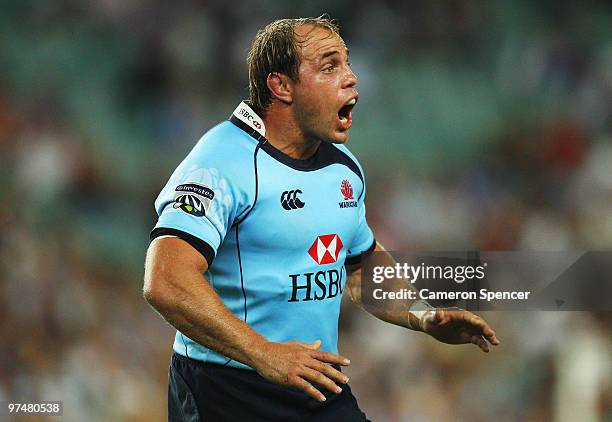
[[231, 101, 266, 138], [228, 101, 364, 180]]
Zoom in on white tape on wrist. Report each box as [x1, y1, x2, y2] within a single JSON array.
[[408, 300, 436, 331]]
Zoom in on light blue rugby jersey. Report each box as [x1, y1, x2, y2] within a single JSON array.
[[151, 101, 375, 370]]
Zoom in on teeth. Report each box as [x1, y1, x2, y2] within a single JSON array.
[[347, 98, 356, 105], [339, 116, 348, 123]]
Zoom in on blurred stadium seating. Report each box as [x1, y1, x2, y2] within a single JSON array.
[[0, 1, 610, 421]]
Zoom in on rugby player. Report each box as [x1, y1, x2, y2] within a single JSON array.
[[144, 16, 500, 421]]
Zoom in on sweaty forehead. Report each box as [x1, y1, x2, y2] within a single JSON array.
[[294, 24, 347, 62]]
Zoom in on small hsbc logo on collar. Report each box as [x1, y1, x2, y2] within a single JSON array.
[[338, 179, 357, 208], [233, 102, 266, 136], [238, 108, 262, 130]]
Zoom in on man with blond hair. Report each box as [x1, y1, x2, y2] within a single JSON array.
[[144, 16, 499, 421]]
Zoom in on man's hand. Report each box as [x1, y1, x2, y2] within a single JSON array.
[[250, 340, 351, 402], [422, 308, 501, 353]]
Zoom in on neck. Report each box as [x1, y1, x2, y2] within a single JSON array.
[[262, 103, 320, 160]]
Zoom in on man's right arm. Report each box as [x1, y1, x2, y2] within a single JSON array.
[[143, 236, 350, 402]]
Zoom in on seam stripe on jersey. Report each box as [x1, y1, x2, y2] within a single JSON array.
[[236, 224, 248, 331], [235, 143, 262, 225], [222, 143, 261, 367], [221, 222, 248, 368]]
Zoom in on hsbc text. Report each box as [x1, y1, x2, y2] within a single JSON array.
[[288, 269, 343, 302]]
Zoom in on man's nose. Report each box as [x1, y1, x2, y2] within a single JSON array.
[[343, 66, 358, 88]]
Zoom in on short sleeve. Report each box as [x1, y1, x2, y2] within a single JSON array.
[[150, 127, 253, 265]]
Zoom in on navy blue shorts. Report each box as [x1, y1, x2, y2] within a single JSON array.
[[168, 352, 370, 421]]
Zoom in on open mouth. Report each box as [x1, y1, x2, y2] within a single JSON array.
[[338, 98, 357, 127]]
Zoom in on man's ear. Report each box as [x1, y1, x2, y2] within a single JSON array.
[[266, 72, 293, 105]]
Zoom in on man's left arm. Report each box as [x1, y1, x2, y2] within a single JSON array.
[[345, 241, 501, 353]]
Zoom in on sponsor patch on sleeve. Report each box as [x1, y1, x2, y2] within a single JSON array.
[[172, 183, 215, 217]]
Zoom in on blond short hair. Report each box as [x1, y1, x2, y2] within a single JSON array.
[[247, 16, 340, 116]]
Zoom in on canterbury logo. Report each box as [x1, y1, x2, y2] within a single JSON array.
[[280, 190, 305, 210]]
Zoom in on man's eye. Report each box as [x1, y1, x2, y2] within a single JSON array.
[[323, 65, 335, 73]]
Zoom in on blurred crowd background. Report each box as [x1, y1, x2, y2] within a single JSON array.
[[1, 0, 611, 421]]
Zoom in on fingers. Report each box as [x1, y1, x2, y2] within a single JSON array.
[[461, 312, 501, 346], [433, 308, 445, 324], [471, 335, 490, 353], [298, 341, 352, 365], [290, 375, 327, 402], [301, 367, 343, 395], [484, 328, 500, 346], [292, 340, 352, 365], [280, 340, 350, 402], [311, 350, 351, 366], [286, 339, 323, 350], [305, 360, 350, 386], [301, 340, 322, 350]]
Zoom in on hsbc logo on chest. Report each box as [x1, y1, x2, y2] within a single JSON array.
[[308, 234, 343, 264], [288, 234, 344, 302]]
